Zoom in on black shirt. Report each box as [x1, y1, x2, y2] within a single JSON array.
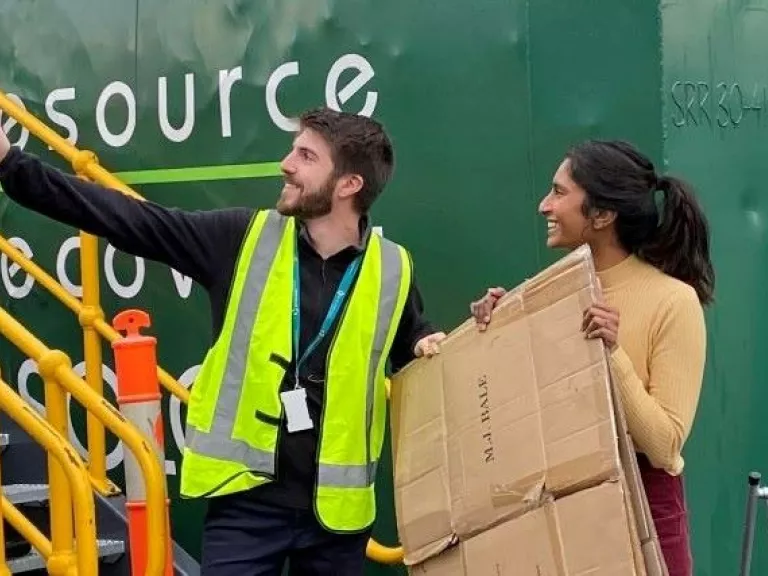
[[0, 147, 436, 508]]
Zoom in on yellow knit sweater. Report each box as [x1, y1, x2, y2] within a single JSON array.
[[597, 254, 707, 476]]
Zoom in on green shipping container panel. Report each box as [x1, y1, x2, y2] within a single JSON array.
[[0, 1, 763, 574]]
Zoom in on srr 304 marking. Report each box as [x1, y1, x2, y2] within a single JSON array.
[[669, 80, 765, 128]]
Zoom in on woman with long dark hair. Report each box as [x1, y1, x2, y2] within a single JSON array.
[[471, 140, 714, 576]]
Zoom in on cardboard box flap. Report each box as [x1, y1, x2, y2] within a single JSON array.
[[442, 298, 547, 535], [608, 365, 669, 576], [391, 351, 455, 565], [555, 481, 638, 575], [392, 244, 624, 559], [408, 544, 466, 576], [411, 480, 639, 576], [440, 245, 621, 537], [464, 499, 561, 576]]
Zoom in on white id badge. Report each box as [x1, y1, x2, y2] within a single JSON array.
[[280, 388, 314, 432]]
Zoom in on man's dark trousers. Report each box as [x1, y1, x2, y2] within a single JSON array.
[[200, 492, 372, 575]]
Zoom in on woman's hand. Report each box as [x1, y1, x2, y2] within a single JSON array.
[[469, 287, 507, 331], [582, 301, 620, 351]]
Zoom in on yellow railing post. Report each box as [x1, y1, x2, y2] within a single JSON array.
[[78, 228, 109, 493], [0, 499, 52, 563], [39, 352, 75, 576], [0, 304, 168, 575], [0, 378, 97, 575], [0, 386, 9, 576], [0, 366, 6, 576]]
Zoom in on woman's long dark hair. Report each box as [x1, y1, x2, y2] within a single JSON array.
[[566, 140, 715, 306]]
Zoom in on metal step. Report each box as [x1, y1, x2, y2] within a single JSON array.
[[2, 484, 49, 505], [8, 538, 125, 573], [0, 434, 8, 448]]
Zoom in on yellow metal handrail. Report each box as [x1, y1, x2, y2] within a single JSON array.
[[0, 235, 189, 402], [0, 89, 188, 494], [0, 88, 404, 566], [0, 305, 168, 575], [1, 500, 52, 566], [0, 376, 97, 575]]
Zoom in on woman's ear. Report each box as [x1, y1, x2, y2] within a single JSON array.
[[590, 208, 617, 230]]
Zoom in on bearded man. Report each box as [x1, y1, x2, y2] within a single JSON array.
[[0, 107, 445, 575]]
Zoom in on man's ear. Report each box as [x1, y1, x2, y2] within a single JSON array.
[[337, 173, 364, 200]]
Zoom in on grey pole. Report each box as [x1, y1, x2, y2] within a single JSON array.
[[740, 472, 762, 576]]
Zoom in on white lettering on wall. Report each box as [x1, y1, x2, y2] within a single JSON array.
[[3, 233, 396, 303], [17, 357, 200, 475], [3, 235, 198, 301], [104, 244, 145, 299], [0, 93, 30, 150], [218, 67, 243, 138], [56, 236, 83, 297], [45, 88, 79, 146], [70, 362, 123, 469], [325, 54, 378, 117], [3, 55, 380, 147], [170, 269, 193, 299], [158, 74, 196, 143], [266, 61, 300, 132], [95, 81, 137, 148], [17, 359, 45, 417], [1, 237, 35, 299]]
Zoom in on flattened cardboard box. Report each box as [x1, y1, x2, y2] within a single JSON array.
[[410, 480, 638, 576], [609, 365, 669, 576], [390, 246, 622, 565], [390, 352, 455, 560]]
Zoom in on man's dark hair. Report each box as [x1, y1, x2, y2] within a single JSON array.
[[299, 107, 394, 214]]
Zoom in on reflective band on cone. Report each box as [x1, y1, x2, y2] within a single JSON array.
[[120, 402, 163, 501]]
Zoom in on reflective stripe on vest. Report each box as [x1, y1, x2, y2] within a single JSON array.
[[184, 210, 406, 490], [318, 234, 405, 489], [361, 235, 404, 485], [184, 210, 287, 476]]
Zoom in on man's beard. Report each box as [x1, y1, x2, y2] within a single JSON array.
[[276, 176, 335, 219]]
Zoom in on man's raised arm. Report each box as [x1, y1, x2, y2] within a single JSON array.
[[0, 130, 252, 290]]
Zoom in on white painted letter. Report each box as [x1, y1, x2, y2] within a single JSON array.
[[266, 62, 300, 132], [170, 268, 193, 299], [0, 94, 30, 150], [45, 88, 79, 145], [17, 359, 45, 416], [325, 54, 378, 117], [70, 362, 123, 469], [56, 236, 83, 297], [158, 74, 196, 143], [104, 244, 145, 299], [219, 67, 242, 138], [96, 81, 137, 148], [1, 237, 35, 299]]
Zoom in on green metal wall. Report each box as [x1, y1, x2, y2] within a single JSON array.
[[0, 1, 755, 574], [662, 2, 768, 574]]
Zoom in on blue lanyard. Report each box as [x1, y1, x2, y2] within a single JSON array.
[[292, 250, 362, 386]]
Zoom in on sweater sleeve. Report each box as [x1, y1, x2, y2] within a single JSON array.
[[609, 287, 707, 473]]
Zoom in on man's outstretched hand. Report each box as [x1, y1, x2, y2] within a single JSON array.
[[0, 125, 10, 164]]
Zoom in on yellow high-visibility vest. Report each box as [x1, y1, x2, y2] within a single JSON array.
[[180, 209, 412, 532]]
